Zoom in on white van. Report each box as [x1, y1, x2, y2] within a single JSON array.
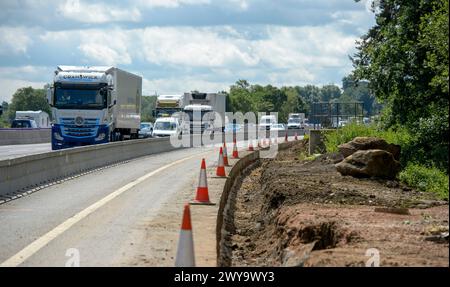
[[152, 117, 181, 137], [259, 115, 277, 130]]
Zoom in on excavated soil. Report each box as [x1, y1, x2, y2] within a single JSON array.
[[230, 140, 449, 266]]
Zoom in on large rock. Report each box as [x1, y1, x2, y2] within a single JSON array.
[[335, 149, 401, 179], [338, 137, 401, 160]]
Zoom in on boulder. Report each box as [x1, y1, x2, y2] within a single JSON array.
[[335, 149, 401, 179], [338, 137, 401, 160]]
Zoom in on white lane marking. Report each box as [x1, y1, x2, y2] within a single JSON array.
[[0, 151, 209, 267]]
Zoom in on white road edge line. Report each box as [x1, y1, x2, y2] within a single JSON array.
[[0, 152, 206, 267]]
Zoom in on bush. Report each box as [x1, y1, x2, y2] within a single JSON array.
[[399, 163, 449, 199], [324, 123, 411, 154]]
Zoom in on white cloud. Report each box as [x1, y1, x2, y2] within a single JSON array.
[[135, 0, 211, 8], [143, 77, 229, 95], [140, 27, 259, 67], [0, 27, 33, 55], [253, 25, 357, 69], [0, 66, 52, 102], [58, 0, 141, 23], [0, 79, 47, 102]]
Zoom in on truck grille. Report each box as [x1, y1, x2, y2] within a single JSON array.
[[60, 117, 99, 138]]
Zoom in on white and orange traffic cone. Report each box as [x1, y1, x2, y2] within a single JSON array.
[[232, 138, 239, 158], [175, 203, 195, 267], [216, 147, 226, 177], [191, 159, 214, 205], [248, 140, 254, 151], [295, 132, 298, 140], [223, 142, 230, 166]]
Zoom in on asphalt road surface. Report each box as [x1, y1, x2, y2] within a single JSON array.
[[0, 146, 218, 266], [0, 143, 51, 160]]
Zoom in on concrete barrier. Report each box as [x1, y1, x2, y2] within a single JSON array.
[[0, 128, 51, 145], [0, 137, 181, 197], [216, 140, 298, 266]]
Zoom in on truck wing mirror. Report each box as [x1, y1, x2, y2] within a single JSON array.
[[108, 100, 116, 109]]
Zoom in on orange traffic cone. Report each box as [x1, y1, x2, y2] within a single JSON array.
[[223, 142, 230, 166], [285, 132, 288, 142], [295, 132, 298, 140], [216, 147, 226, 177], [191, 159, 214, 205], [248, 140, 254, 151], [175, 203, 195, 267], [232, 138, 239, 158]]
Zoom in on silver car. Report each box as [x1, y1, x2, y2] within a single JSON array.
[[139, 122, 153, 138]]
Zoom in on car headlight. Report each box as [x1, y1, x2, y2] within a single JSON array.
[[53, 132, 63, 141], [95, 133, 106, 141]]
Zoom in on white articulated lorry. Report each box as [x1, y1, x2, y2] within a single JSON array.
[[181, 92, 226, 134], [47, 66, 142, 150]]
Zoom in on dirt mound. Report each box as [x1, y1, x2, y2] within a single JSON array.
[[229, 140, 449, 266]]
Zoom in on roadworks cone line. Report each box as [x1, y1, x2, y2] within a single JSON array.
[[175, 204, 195, 267], [191, 158, 214, 205], [216, 147, 226, 177]]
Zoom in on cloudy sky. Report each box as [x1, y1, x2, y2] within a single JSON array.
[[0, 0, 376, 102]]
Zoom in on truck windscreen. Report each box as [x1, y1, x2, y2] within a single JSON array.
[[184, 110, 212, 120], [54, 87, 107, 110]]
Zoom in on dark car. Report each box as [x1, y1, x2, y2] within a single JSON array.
[[11, 119, 38, 128]]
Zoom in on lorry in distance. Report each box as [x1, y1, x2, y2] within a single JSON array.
[[181, 92, 226, 134], [154, 94, 188, 118], [14, 110, 50, 128], [47, 66, 142, 150]]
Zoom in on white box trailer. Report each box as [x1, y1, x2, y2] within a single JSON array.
[[48, 66, 142, 149]]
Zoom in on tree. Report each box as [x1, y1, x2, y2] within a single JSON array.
[[340, 76, 378, 116], [352, 0, 449, 170], [229, 80, 254, 113], [8, 87, 51, 120], [320, 84, 342, 102], [141, 95, 157, 122]]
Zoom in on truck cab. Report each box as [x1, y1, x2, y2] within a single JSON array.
[[47, 66, 141, 150]]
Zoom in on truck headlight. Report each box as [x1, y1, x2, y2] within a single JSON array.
[[95, 133, 106, 141], [53, 132, 63, 141]]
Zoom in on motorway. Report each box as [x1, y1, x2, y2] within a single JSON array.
[[0, 145, 218, 266], [0, 143, 51, 160]]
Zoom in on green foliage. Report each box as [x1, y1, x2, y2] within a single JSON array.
[[141, 95, 157, 122], [399, 163, 449, 199], [8, 87, 51, 121], [227, 80, 349, 123], [0, 101, 9, 128], [324, 122, 411, 162], [352, 0, 449, 171]]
